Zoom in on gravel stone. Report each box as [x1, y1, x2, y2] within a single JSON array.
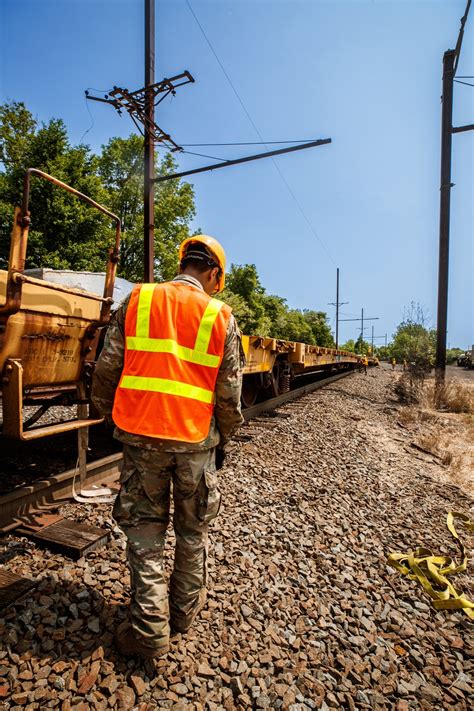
[[1, 367, 472, 709]]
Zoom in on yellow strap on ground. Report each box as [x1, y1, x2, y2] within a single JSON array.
[[387, 512, 474, 619]]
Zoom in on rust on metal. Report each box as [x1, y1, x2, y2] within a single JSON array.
[[0, 169, 122, 440], [19, 519, 110, 559], [0, 452, 122, 533]]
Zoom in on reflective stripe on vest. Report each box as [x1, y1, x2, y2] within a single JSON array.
[[120, 375, 215, 404]]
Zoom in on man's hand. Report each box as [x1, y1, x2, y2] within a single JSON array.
[[215, 447, 226, 471]]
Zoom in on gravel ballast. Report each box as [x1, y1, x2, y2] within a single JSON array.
[[0, 366, 472, 710]]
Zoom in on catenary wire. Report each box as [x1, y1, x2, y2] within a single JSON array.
[[185, 0, 336, 267], [454, 79, 474, 87]]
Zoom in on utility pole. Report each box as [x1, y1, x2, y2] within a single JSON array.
[[339, 310, 379, 352], [328, 267, 348, 349], [435, 48, 455, 385], [435, 1, 473, 387], [144, 0, 155, 283]]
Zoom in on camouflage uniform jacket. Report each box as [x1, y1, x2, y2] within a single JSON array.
[[92, 274, 245, 452]]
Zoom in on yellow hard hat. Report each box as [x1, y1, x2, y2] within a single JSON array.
[[179, 235, 226, 293]]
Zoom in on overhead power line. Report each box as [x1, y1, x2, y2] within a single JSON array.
[[185, 0, 336, 266]]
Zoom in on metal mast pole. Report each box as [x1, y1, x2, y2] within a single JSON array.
[[371, 325, 374, 353], [361, 308, 364, 345], [435, 49, 456, 386], [335, 268, 339, 349], [144, 0, 155, 283]]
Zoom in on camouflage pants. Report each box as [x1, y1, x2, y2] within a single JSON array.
[[113, 444, 221, 649]]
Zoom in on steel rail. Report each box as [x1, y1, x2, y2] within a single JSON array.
[[0, 369, 355, 532], [243, 368, 354, 421], [0, 454, 122, 533]]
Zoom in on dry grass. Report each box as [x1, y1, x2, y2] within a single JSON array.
[[423, 380, 474, 414], [396, 375, 473, 492], [397, 406, 419, 426], [416, 429, 443, 457], [441, 450, 454, 466]]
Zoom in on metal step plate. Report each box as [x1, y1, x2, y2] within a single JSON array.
[[20, 519, 110, 559]]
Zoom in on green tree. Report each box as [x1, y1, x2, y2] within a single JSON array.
[[341, 339, 356, 353], [446, 347, 464, 365], [0, 101, 111, 271], [225, 264, 272, 333], [391, 303, 435, 371], [376, 345, 392, 361], [98, 138, 196, 282], [302, 310, 335, 347]]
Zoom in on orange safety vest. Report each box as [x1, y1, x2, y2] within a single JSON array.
[[112, 281, 232, 442]]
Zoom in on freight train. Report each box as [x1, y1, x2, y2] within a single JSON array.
[[1, 170, 362, 441]]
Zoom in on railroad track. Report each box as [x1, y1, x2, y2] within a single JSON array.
[[0, 369, 354, 532]]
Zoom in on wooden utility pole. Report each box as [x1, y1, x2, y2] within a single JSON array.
[[144, 0, 156, 283]]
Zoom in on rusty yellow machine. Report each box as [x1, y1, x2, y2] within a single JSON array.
[[0, 168, 120, 441]]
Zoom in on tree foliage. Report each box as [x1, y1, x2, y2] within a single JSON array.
[[390, 303, 435, 371], [98, 137, 196, 282]]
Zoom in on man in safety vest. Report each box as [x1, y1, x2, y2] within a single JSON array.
[[92, 236, 244, 659], [362, 355, 368, 375]]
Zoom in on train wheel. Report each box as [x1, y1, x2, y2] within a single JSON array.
[[241, 374, 259, 408]]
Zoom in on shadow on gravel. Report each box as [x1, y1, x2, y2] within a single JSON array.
[[1, 574, 154, 674]]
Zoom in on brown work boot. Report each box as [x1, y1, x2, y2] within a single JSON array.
[[170, 588, 208, 633], [115, 621, 169, 659]]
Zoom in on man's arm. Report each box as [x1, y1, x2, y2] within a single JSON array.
[[214, 314, 245, 447], [91, 296, 129, 424]]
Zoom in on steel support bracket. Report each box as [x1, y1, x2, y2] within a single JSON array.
[[2, 359, 103, 440]]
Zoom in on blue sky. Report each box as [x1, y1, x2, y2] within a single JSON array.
[[1, 0, 473, 347]]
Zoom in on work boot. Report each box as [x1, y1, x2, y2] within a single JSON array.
[[115, 621, 169, 659], [170, 588, 208, 633]]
